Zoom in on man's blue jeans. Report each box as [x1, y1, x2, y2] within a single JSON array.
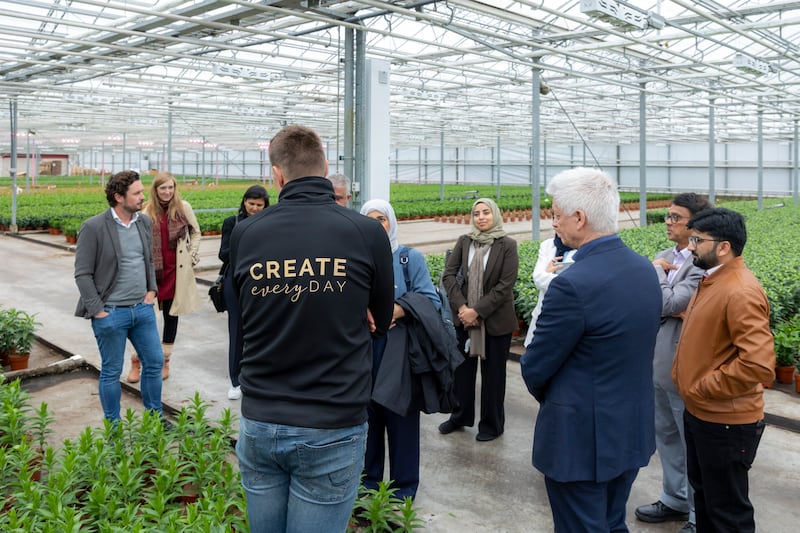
[[91, 302, 163, 421], [236, 416, 367, 533]]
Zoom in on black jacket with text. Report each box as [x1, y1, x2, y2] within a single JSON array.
[[230, 177, 394, 428]]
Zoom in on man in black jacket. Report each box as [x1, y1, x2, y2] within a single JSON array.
[[230, 125, 394, 532]]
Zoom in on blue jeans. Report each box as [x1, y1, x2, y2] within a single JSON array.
[[236, 416, 367, 533], [91, 302, 163, 421]]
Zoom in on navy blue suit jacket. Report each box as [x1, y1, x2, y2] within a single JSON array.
[[520, 234, 661, 483]]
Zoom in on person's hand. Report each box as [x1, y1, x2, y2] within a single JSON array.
[[653, 258, 677, 273], [366, 308, 376, 333], [191, 252, 200, 266], [144, 291, 157, 305], [389, 303, 405, 329], [546, 256, 566, 274], [458, 306, 480, 327], [94, 310, 109, 319]]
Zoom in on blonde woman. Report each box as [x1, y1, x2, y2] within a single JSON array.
[[128, 171, 201, 382]]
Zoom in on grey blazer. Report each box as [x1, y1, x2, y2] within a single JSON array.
[[652, 247, 704, 389], [73, 209, 157, 318]]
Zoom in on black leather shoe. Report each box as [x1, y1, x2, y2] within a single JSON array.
[[475, 432, 499, 442], [678, 522, 696, 533], [634, 501, 689, 523], [438, 420, 463, 435]]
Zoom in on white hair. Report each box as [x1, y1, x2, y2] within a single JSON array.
[[546, 167, 619, 234], [327, 173, 350, 190]]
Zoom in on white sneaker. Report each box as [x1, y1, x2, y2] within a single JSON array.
[[227, 386, 242, 400]]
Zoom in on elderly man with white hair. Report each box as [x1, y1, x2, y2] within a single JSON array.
[[521, 167, 662, 532]]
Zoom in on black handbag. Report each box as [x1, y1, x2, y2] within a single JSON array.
[[208, 266, 227, 313]]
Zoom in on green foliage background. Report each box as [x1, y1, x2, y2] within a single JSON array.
[[426, 199, 800, 331], [2, 177, 799, 331]]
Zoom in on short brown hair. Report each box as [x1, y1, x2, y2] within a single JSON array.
[[269, 125, 326, 181], [105, 170, 140, 207]]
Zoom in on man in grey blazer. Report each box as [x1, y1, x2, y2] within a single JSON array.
[[635, 193, 710, 533], [74, 170, 164, 423]]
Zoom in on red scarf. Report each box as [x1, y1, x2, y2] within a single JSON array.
[[153, 200, 189, 279]]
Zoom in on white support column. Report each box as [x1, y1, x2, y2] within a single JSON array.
[[708, 99, 716, 204], [361, 57, 391, 203]]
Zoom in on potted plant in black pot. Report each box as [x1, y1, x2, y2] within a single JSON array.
[[0, 308, 40, 371]]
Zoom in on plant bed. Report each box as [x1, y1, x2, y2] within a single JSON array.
[[0, 379, 248, 530]]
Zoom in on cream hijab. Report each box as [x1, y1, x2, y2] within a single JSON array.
[[469, 198, 506, 244]]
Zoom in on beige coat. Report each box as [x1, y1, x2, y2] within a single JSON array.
[[167, 200, 202, 316]]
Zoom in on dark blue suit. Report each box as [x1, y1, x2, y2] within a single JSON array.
[[521, 235, 661, 532]]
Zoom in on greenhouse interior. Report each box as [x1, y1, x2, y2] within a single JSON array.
[[1, 0, 799, 201], [2, 2, 800, 532]]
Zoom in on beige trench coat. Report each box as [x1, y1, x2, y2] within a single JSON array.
[[166, 200, 202, 316]]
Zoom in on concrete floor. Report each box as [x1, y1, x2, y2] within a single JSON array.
[[1, 216, 799, 532]]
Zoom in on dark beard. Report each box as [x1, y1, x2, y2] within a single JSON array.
[[692, 254, 716, 271]]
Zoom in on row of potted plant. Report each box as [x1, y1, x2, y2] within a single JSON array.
[[2, 180, 674, 233]]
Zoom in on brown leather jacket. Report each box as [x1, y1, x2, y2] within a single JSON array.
[[672, 256, 775, 424]]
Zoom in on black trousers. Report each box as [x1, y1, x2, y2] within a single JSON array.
[[448, 327, 511, 437], [363, 335, 420, 500], [223, 274, 244, 387], [684, 410, 765, 533], [158, 298, 179, 344]]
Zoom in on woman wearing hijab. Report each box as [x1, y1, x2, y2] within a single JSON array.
[[360, 199, 440, 501], [438, 198, 519, 442], [129, 171, 201, 383], [218, 185, 270, 400]]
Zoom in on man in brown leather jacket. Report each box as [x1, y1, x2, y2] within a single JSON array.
[[673, 207, 775, 533]]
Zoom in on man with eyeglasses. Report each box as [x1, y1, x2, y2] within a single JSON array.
[[327, 172, 352, 207], [521, 168, 662, 532], [672, 207, 775, 533], [74, 170, 165, 423], [635, 193, 709, 533]]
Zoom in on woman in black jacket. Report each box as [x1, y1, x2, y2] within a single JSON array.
[[218, 185, 269, 400], [438, 198, 519, 441]]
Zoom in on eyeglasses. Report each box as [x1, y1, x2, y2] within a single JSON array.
[[688, 236, 722, 246], [664, 213, 685, 223]]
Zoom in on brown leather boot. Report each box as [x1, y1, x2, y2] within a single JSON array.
[[127, 354, 141, 383], [162, 343, 173, 380]]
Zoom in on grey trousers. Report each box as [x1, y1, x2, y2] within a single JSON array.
[[654, 381, 694, 521]]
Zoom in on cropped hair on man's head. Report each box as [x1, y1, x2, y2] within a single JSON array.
[[687, 207, 747, 256], [269, 125, 326, 181], [546, 167, 619, 234], [105, 170, 140, 207], [672, 192, 711, 215]]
